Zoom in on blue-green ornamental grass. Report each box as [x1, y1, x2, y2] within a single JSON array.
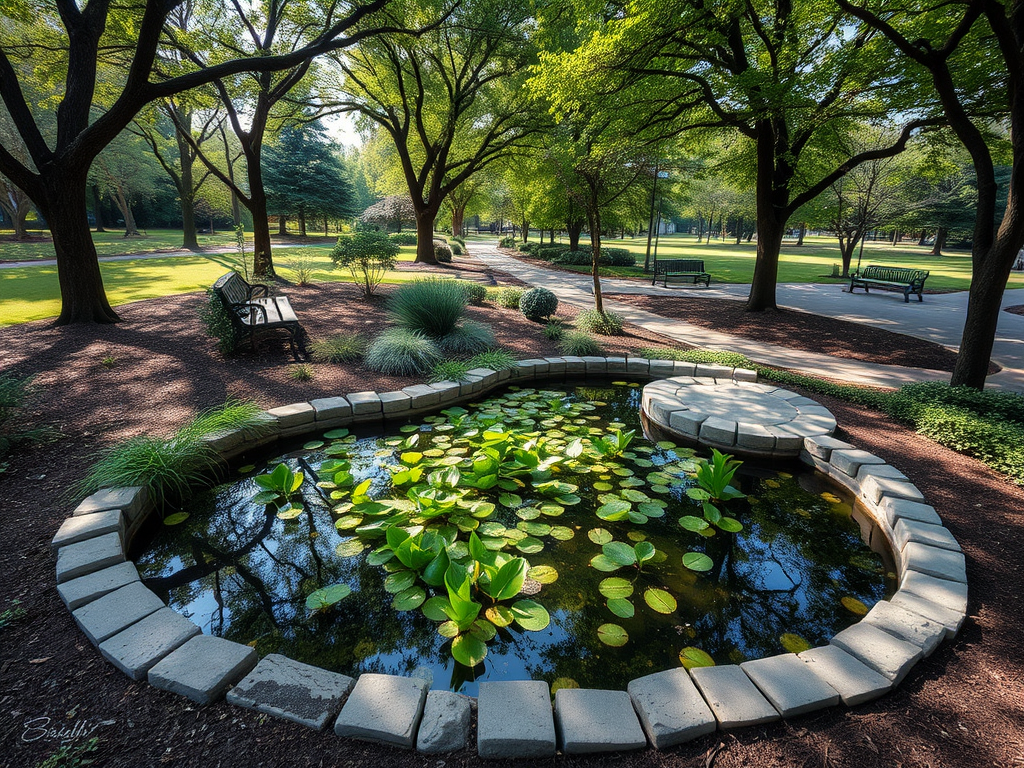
[[139, 384, 889, 693], [364, 328, 441, 376]]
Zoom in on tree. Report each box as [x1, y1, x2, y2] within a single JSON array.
[[90, 130, 163, 237], [328, 0, 537, 263], [840, 0, 1024, 389], [360, 195, 416, 231], [0, 0, 392, 323], [263, 121, 358, 237], [0, 173, 33, 240]]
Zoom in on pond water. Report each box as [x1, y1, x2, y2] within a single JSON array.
[[134, 381, 894, 695]]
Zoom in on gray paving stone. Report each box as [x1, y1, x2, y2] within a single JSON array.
[[403, 384, 441, 409], [864, 601, 946, 656], [829, 622, 923, 683], [803, 435, 855, 461], [627, 358, 651, 374], [740, 654, 840, 716], [606, 356, 627, 372], [334, 673, 429, 749], [266, 402, 315, 428], [627, 668, 715, 750], [829, 449, 885, 478], [765, 425, 805, 453], [695, 364, 733, 379], [733, 367, 758, 382], [798, 645, 892, 705], [477, 680, 556, 759], [890, 591, 965, 637], [346, 391, 382, 415], [671, 361, 698, 376], [466, 367, 500, 387], [73, 486, 149, 520], [699, 416, 737, 446], [72, 581, 164, 644], [894, 519, 961, 553], [57, 561, 140, 611], [379, 390, 412, 414], [582, 356, 607, 372], [900, 542, 967, 582], [860, 475, 925, 505], [689, 664, 780, 729], [458, 374, 484, 396], [669, 409, 707, 436], [227, 653, 355, 730], [544, 357, 568, 374], [561, 356, 586, 373], [51, 509, 124, 552], [647, 360, 675, 377], [148, 635, 258, 705], [735, 423, 777, 451], [857, 464, 909, 482], [554, 688, 647, 754], [878, 497, 942, 527], [900, 570, 969, 615], [646, 395, 686, 423], [519, 358, 550, 373], [97, 607, 201, 680], [429, 381, 460, 400], [55, 532, 125, 584], [310, 396, 352, 422], [416, 690, 471, 754]]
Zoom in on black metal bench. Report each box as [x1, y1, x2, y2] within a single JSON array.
[[849, 265, 929, 303], [212, 272, 309, 359], [652, 259, 711, 288]]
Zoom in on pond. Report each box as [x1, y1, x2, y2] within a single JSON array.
[[134, 381, 894, 696]]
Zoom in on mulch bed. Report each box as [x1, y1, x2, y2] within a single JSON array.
[[608, 293, 997, 374], [2, 278, 1022, 767]]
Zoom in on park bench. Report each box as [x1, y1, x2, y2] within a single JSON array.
[[848, 265, 929, 303], [652, 259, 711, 288], [212, 272, 309, 359]]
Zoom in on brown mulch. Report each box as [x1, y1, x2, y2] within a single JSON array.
[[609, 293, 1000, 374], [2, 282, 1023, 767]]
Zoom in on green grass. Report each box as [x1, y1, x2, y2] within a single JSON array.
[[536, 233, 1024, 291], [0, 246, 422, 326]]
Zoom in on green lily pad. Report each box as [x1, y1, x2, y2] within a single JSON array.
[[325, 428, 352, 438], [276, 505, 303, 520], [470, 619, 497, 642], [516, 537, 544, 554], [422, 596, 450, 621], [384, 570, 416, 594], [163, 512, 189, 526], [590, 554, 623, 572], [548, 525, 574, 541], [597, 623, 629, 647], [518, 521, 551, 537], [334, 514, 363, 530], [603, 541, 638, 566], [607, 597, 635, 618], [683, 552, 714, 572], [679, 515, 710, 532], [527, 565, 559, 584], [335, 539, 366, 558], [538, 503, 565, 517], [599, 577, 634, 599], [644, 588, 677, 614], [679, 647, 715, 669], [303, 440, 325, 450], [238, 464, 256, 474], [392, 586, 426, 611], [588, 528, 614, 545], [716, 516, 743, 533], [841, 596, 870, 616], [485, 605, 515, 627], [593, 482, 614, 492], [511, 599, 550, 631], [305, 583, 351, 611], [499, 493, 523, 508], [437, 620, 460, 638], [780, 632, 812, 653]]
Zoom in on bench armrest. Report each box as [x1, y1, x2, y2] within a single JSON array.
[[249, 283, 270, 299], [233, 302, 267, 324]]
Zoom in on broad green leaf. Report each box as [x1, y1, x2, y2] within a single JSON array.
[[548, 525, 574, 540], [597, 623, 628, 647], [644, 588, 677, 614], [607, 598, 635, 618], [590, 554, 623, 572], [392, 586, 426, 611], [276, 504, 303, 520], [527, 565, 558, 584], [588, 528, 613, 545], [335, 539, 366, 558], [498, 493, 522, 508], [603, 541, 638, 566], [597, 499, 631, 521], [451, 634, 487, 667], [634, 541, 656, 564], [511, 599, 550, 631], [422, 596, 451, 621], [716, 517, 743, 533], [841, 596, 870, 616], [488, 558, 529, 601], [516, 537, 544, 554], [599, 577, 634, 599], [679, 515, 710, 532], [437, 620, 460, 638], [485, 605, 515, 627], [682, 552, 714, 572], [384, 570, 417, 594], [163, 512, 189, 526], [780, 633, 812, 653], [679, 647, 715, 669], [305, 583, 351, 611], [469, 619, 497, 642]]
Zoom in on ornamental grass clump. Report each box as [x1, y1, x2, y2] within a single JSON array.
[[365, 328, 441, 376], [519, 287, 558, 321], [389, 278, 468, 338], [467, 349, 517, 371], [575, 308, 624, 336], [437, 319, 496, 355], [559, 329, 604, 356], [309, 333, 367, 363], [430, 359, 472, 383]]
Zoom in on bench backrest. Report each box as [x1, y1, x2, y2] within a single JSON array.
[[213, 272, 250, 306], [861, 265, 929, 283], [655, 259, 706, 273]]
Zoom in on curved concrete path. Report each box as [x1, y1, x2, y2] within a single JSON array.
[[470, 242, 1024, 392]]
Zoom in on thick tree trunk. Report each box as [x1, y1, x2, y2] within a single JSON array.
[[918, 230, 927, 246], [278, 215, 287, 235], [521, 217, 529, 242], [176, 130, 199, 250], [931, 226, 947, 256], [838, 233, 860, 276], [747, 216, 785, 310], [951, 244, 1015, 388], [567, 220, 583, 251], [796, 221, 806, 246], [42, 169, 120, 324], [91, 184, 106, 232], [298, 208, 307, 237], [251, 184, 274, 276], [414, 209, 439, 264]]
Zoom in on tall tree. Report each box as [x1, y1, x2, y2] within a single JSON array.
[[0, 0, 392, 323], [327, 0, 537, 263]]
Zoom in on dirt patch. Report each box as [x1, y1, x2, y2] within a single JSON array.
[[608, 293, 997, 374]]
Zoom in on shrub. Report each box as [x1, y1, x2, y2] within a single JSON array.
[[199, 288, 241, 354], [559, 329, 604, 356], [635, 346, 753, 369], [552, 249, 588, 265], [365, 328, 441, 376], [554, 247, 635, 267], [389, 279, 468, 338], [286, 253, 317, 285], [537, 246, 569, 261], [603, 247, 636, 267], [289, 364, 314, 381], [518, 242, 539, 254], [498, 236, 517, 248], [519, 287, 559, 321], [467, 349, 517, 371], [450, 242, 464, 255], [438, 320, 496, 355], [911, 404, 1024, 484], [884, 382, 1024, 427], [331, 230, 399, 298], [78, 401, 265, 508], [0, 374, 40, 468], [575, 308, 624, 336], [434, 240, 453, 263], [452, 236, 466, 247], [430, 359, 472, 383], [309, 333, 367, 363], [389, 232, 417, 245], [455, 280, 488, 305], [495, 286, 524, 309], [544, 320, 565, 340]]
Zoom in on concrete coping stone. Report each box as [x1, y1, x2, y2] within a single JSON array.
[[309, 396, 352, 421], [878, 497, 943, 527], [894, 519, 961, 553], [74, 486, 149, 521], [477, 680, 556, 759], [402, 384, 441, 408], [72, 581, 164, 644], [627, 667, 716, 749], [98, 607, 201, 681], [899, 570, 968, 615], [688, 664, 780, 729], [829, 622, 923, 683], [265, 402, 315, 428], [378, 390, 412, 414], [148, 635, 258, 706], [740, 654, 841, 717], [889, 591, 965, 637], [334, 673, 429, 749], [803, 435, 855, 461], [52, 508, 124, 552], [900, 542, 967, 583], [830, 449, 886, 478], [416, 690, 472, 754], [345, 391, 383, 415], [57, 561, 140, 611], [227, 653, 355, 731], [553, 688, 647, 754], [863, 601, 947, 657], [56, 532, 125, 584], [797, 645, 892, 706]]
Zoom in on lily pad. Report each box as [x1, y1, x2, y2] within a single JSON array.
[[511, 599, 550, 631], [607, 598, 635, 618], [599, 577, 634, 599], [485, 605, 515, 627], [499, 493, 523, 508], [392, 586, 426, 611], [527, 565, 559, 584], [682, 552, 714, 572], [679, 647, 715, 669], [163, 512, 189, 526], [422, 596, 450, 621], [303, 440, 325, 450], [384, 570, 417, 594], [644, 588, 677, 614], [590, 554, 623, 572], [588, 528, 614, 545], [779, 632, 812, 653], [437, 620, 460, 638], [335, 539, 366, 558], [516, 537, 544, 554], [841, 596, 870, 616], [276, 505, 304, 520], [597, 623, 629, 647], [548, 525, 574, 541], [305, 583, 351, 611]]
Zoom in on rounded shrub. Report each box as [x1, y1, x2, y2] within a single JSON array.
[[495, 286, 523, 309], [433, 240, 453, 263], [603, 247, 636, 267], [388, 279, 468, 339], [455, 280, 488, 305], [553, 249, 589, 265], [389, 232, 417, 246], [537, 246, 569, 261], [575, 308, 624, 336], [437, 319, 496, 355], [519, 287, 559, 321], [450, 242, 464, 255], [558, 329, 604, 356], [365, 328, 441, 376]]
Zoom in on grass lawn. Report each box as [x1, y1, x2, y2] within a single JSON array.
[[0, 246, 422, 326], [524, 233, 1024, 291]]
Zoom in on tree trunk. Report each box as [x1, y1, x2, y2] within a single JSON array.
[[414, 209, 439, 264], [891, 229, 899, 245], [324, 217, 329, 236], [931, 226, 947, 256], [521, 217, 528, 242], [567, 220, 583, 251], [278, 215, 288, 235], [735, 216, 744, 245], [918, 230, 927, 246], [838, 233, 860, 277], [951, 243, 1015, 388], [588, 207, 604, 314], [746, 228, 754, 242], [797, 221, 806, 246], [298, 207, 307, 237], [706, 213, 714, 244], [91, 184, 106, 232], [41, 169, 120, 324], [110, 183, 140, 237], [251, 184, 274, 276], [176, 129, 199, 250]]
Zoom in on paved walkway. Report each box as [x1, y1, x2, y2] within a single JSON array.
[[470, 243, 1024, 392]]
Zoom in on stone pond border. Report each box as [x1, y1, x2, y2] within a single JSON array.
[[51, 357, 966, 758]]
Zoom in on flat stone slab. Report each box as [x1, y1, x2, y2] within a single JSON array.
[[894, 519, 961, 553], [55, 532, 125, 584], [740, 654, 840, 717], [72, 581, 163, 644], [57, 561, 139, 611], [644, 379, 835, 457], [477, 680, 556, 759], [689, 664, 780, 729], [416, 691, 471, 754], [879, 497, 942, 527], [97, 607, 200, 680], [334, 673, 428, 749], [798, 645, 892, 706], [554, 688, 647, 754], [228, 653, 355, 730], [829, 622, 923, 683], [74, 486, 148, 521], [148, 635, 257, 705], [890, 591, 965, 637], [864, 601, 946, 656], [627, 668, 715, 749], [900, 542, 967, 583], [899, 571, 969, 618], [51, 509, 124, 552]]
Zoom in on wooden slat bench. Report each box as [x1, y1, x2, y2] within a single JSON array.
[[849, 265, 929, 303], [652, 259, 711, 288], [212, 272, 309, 359]]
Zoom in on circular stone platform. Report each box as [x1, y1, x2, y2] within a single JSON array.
[[642, 377, 837, 458]]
